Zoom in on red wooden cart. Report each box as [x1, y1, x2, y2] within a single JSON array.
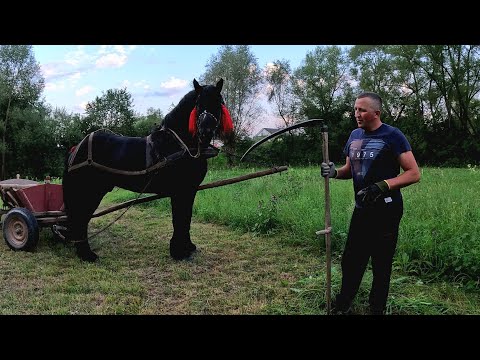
[[0, 177, 67, 250]]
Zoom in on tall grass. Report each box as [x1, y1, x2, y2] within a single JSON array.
[[103, 165, 480, 286]]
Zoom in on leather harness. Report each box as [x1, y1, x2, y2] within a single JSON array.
[[67, 128, 218, 176]]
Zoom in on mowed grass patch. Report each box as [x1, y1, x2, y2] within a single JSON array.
[[1, 204, 479, 314], [0, 207, 324, 314]]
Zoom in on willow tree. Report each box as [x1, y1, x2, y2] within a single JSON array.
[[265, 59, 298, 128], [0, 45, 44, 179], [200, 45, 263, 166], [294, 45, 353, 120], [293, 45, 355, 161]]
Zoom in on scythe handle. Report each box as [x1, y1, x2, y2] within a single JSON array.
[[321, 126, 332, 315]]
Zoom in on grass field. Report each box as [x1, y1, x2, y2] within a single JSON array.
[[0, 166, 478, 314]]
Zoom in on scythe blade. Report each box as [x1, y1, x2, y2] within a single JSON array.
[[240, 118, 325, 162]]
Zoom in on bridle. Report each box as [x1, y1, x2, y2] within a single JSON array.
[[192, 98, 222, 140], [197, 109, 221, 133]]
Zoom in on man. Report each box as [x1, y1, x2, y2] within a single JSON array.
[[321, 92, 420, 315]]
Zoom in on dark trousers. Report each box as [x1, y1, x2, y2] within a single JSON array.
[[335, 203, 403, 313]]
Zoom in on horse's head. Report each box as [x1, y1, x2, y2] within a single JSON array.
[[189, 78, 233, 145]]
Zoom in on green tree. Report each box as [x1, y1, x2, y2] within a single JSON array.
[[294, 46, 353, 120], [0, 45, 44, 179], [48, 106, 85, 150], [84, 88, 136, 135], [200, 45, 263, 165], [350, 45, 480, 165], [293, 46, 356, 163], [8, 104, 62, 179], [420, 45, 480, 136], [134, 107, 164, 136], [349, 45, 414, 122], [265, 59, 298, 128]]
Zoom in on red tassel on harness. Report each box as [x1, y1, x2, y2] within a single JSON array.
[[220, 104, 233, 134], [189, 107, 198, 135]]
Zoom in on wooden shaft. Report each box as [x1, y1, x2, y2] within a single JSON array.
[[91, 165, 289, 218], [322, 130, 332, 315], [4, 167, 290, 227]]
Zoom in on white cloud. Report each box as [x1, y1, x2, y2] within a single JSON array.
[[67, 72, 83, 86], [160, 77, 188, 90], [65, 45, 138, 70], [74, 101, 89, 113], [121, 79, 150, 90], [99, 45, 136, 55], [65, 46, 92, 66], [40, 63, 59, 79], [45, 82, 65, 92], [75, 86, 95, 97], [96, 53, 127, 68], [134, 80, 150, 90]]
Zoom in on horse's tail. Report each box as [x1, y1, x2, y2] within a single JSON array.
[[64, 145, 76, 176], [63, 135, 89, 219]]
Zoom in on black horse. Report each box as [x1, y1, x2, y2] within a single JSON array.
[[63, 78, 232, 262]]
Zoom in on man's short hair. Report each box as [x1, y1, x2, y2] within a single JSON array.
[[356, 92, 382, 111]]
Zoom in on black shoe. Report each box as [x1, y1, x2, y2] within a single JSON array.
[[331, 301, 352, 315], [369, 308, 385, 315]]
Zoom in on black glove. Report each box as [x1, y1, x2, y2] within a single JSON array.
[[320, 162, 337, 178], [356, 180, 389, 206]]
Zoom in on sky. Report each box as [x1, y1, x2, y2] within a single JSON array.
[[32, 45, 321, 133]]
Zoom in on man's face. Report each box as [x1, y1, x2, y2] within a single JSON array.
[[354, 97, 379, 130]]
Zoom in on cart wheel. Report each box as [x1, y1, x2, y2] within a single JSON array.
[[2, 208, 39, 251]]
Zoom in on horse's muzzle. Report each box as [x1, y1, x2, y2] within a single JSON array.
[[197, 110, 219, 144], [198, 129, 215, 145]]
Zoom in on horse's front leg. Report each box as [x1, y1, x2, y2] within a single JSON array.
[[169, 189, 198, 260]]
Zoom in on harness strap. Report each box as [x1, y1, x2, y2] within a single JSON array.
[[88, 131, 94, 164], [166, 127, 201, 158], [67, 129, 209, 176], [68, 132, 90, 169]]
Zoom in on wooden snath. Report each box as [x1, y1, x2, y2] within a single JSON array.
[[315, 124, 333, 315]]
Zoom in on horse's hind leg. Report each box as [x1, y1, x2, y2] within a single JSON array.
[[66, 185, 108, 262], [169, 189, 198, 260], [69, 215, 98, 262]]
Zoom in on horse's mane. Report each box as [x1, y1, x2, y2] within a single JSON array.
[[162, 89, 197, 131]]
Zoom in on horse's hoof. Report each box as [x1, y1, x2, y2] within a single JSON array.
[[76, 249, 99, 263], [170, 247, 198, 261], [79, 253, 98, 263]]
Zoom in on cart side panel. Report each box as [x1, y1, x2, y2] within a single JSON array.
[[14, 184, 64, 212], [45, 184, 65, 212]]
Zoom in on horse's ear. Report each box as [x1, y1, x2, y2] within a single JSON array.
[[216, 78, 224, 92], [193, 79, 202, 94]]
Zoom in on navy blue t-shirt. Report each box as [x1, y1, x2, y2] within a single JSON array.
[[343, 123, 412, 208]]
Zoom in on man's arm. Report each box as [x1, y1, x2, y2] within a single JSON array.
[[334, 156, 352, 179], [384, 151, 421, 190]]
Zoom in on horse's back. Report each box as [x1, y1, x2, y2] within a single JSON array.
[[72, 131, 147, 172]]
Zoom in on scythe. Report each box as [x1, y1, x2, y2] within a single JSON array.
[[241, 118, 333, 314], [240, 119, 325, 162]]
